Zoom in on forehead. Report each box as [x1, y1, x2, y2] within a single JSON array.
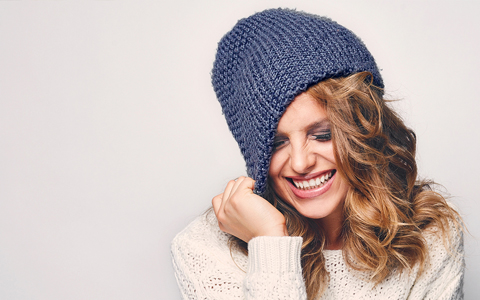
[[276, 93, 329, 133]]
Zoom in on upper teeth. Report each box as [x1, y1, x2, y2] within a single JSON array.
[[293, 171, 333, 190]]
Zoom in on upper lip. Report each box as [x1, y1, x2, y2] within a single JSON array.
[[287, 169, 335, 181]]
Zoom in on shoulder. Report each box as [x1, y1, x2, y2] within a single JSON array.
[[171, 210, 244, 263], [421, 203, 464, 268], [172, 210, 230, 251], [409, 213, 465, 299]]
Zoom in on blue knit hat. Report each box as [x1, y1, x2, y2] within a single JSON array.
[[212, 8, 383, 195]]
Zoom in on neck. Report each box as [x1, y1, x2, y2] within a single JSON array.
[[316, 216, 343, 250]]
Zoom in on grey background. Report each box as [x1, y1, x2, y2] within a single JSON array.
[[1, 1, 479, 299]]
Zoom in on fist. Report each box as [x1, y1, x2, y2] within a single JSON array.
[[212, 176, 288, 242]]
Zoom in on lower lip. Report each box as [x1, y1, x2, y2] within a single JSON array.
[[287, 172, 336, 199]]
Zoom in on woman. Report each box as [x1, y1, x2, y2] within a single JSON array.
[[172, 8, 464, 300]]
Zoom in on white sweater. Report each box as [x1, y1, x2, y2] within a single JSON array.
[[171, 212, 464, 300]]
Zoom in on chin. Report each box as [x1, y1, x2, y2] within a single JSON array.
[[293, 202, 341, 220]]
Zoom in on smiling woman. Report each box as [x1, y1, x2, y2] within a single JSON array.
[[171, 8, 464, 300]]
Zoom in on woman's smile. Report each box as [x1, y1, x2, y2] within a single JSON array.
[[286, 169, 336, 198]]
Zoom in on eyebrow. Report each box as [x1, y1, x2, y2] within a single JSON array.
[[306, 119, 330, 133]]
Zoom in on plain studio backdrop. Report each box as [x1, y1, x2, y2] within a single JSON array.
[[1, 1, 479, 299]]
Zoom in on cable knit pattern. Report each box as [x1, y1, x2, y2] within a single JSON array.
[[171, 212, 464, 300]]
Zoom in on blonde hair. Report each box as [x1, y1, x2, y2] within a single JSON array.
[[229, 72, 462, 299]]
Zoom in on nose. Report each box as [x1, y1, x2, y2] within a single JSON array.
[[290, 143, 315, 174]]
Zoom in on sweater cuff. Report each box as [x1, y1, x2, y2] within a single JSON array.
[[247, 236, 303, 274]]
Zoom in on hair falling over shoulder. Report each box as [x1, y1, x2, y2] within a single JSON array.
[[228, 72, 463, 300]]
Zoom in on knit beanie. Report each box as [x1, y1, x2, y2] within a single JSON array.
[[212, 8, 383, 195]]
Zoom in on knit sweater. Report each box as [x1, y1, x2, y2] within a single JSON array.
[[171, 211, 464, 300]]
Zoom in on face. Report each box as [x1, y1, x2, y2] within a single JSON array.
[[268, 92, 349, 226]]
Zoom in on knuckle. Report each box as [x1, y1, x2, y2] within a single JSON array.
[[224, 200, 238, 213], [228, 198, 239, 210], [211, 198, 219, 209], [216, 211, 226, 223], [224, 204, 232, 215]]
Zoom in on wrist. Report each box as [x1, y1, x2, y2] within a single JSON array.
[[257, 225, 288, 238]]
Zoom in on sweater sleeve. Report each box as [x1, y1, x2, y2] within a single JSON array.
[[408, 223, 465, 300], [245, 236, 306, 300], [171, 214, 307, 300]]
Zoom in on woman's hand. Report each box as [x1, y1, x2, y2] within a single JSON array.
[[212, 176, 288, 242]]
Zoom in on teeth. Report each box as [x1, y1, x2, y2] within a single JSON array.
[[292, 171, 333, 190]]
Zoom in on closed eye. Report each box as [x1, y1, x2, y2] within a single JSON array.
[[272, 138, 288, 152], [313, 132, 331, 141]]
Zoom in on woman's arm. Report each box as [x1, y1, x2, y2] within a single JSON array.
[[171, 212, 307, 299], [172, 177, 308, 299]]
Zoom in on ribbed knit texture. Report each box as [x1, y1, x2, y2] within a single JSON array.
[[247, 236, 302, 274], [212, 8, 383, 194], [246, 236, 305, 299], [171, 212, 465, 300]]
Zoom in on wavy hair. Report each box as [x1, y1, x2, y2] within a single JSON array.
[[229, 72, 462, 300]]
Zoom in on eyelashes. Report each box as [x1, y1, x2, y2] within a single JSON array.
[[272, 139, 287, 151], [313, 132, 331, 141], [272, 131, 331, 152]]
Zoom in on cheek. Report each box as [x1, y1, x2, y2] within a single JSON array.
[[336, 174, 350, 197], [268, 152, 284, 178], [321, 143, 336, 164], [268, 153, 290, 197]]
